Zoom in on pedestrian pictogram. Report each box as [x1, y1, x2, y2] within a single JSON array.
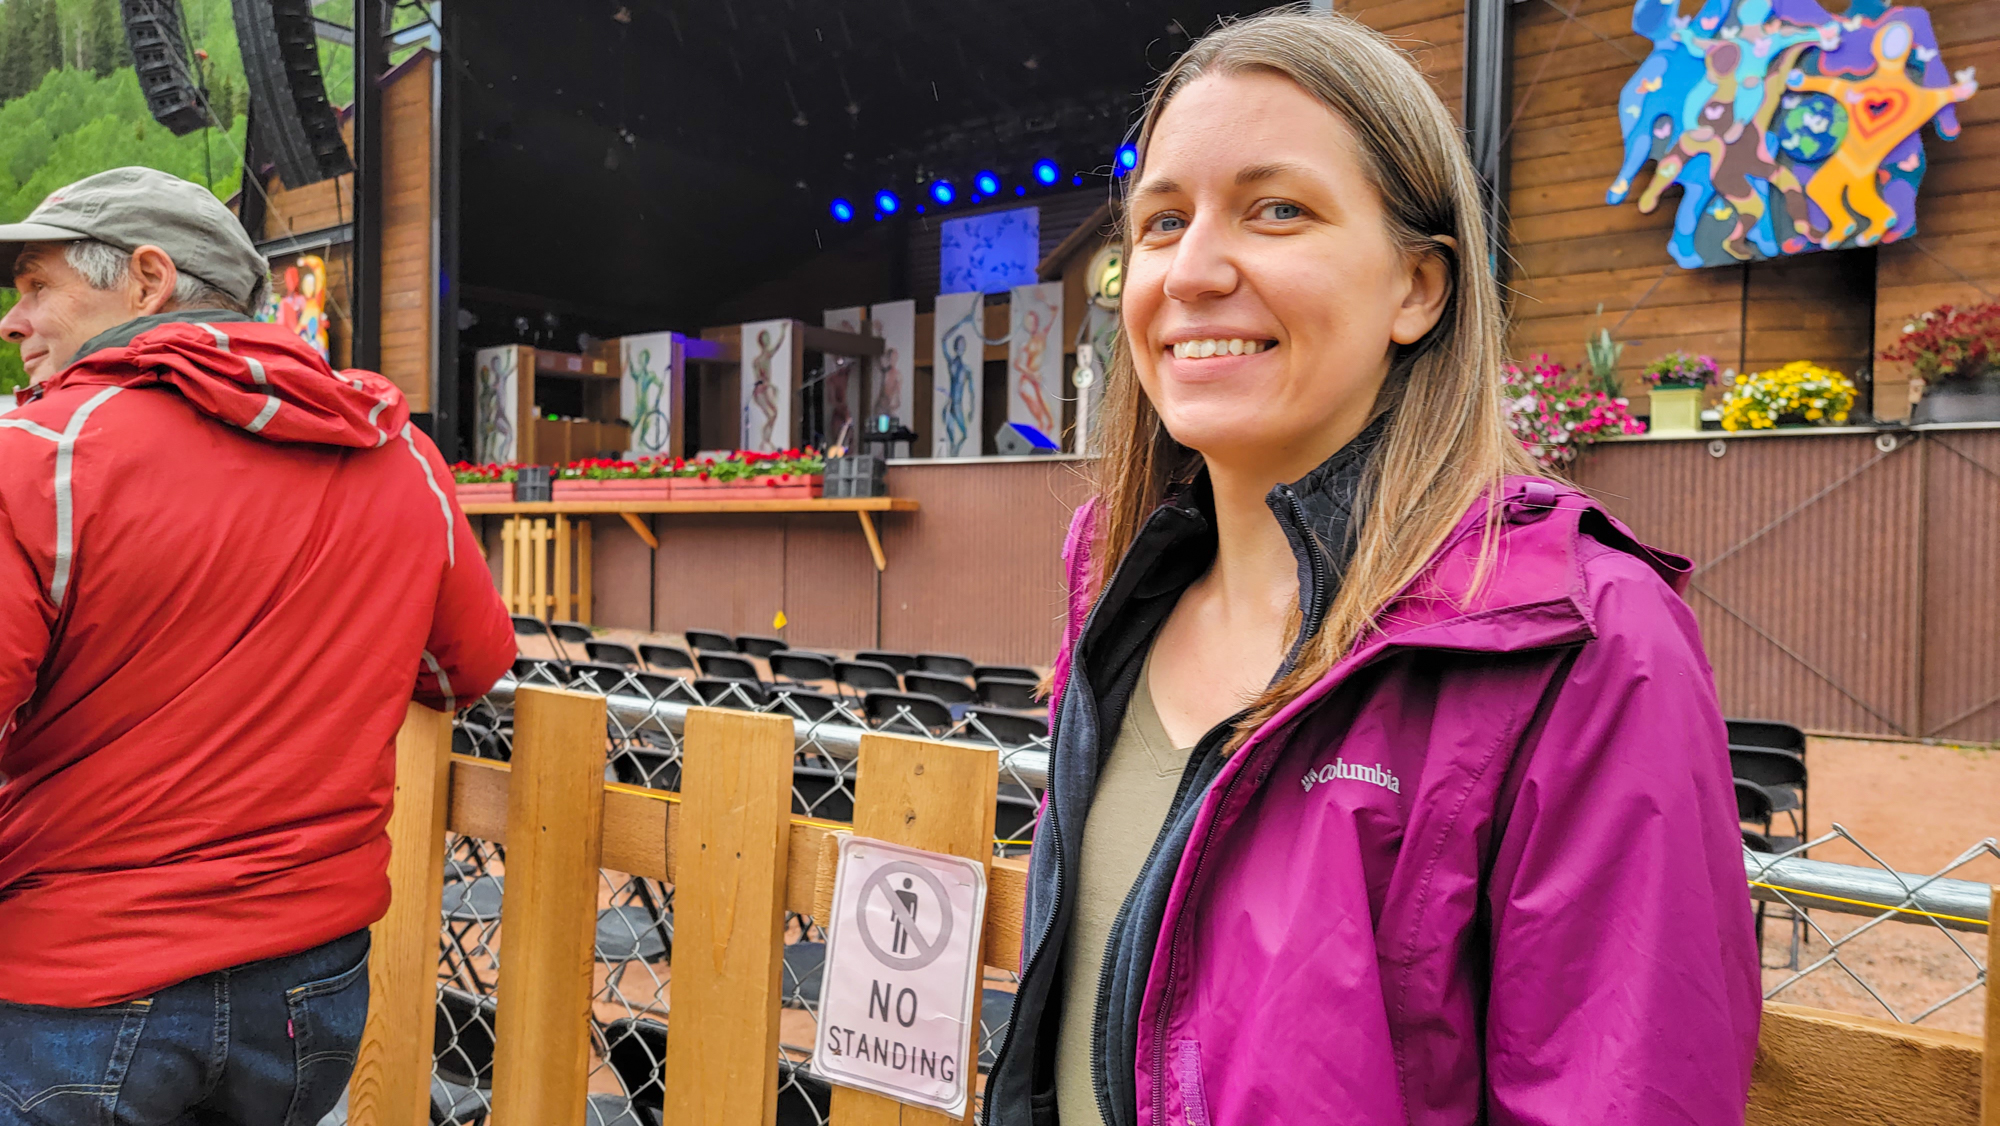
[[812, 836, 987, 1116]]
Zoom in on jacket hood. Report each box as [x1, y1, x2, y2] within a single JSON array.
[[43, 319, 410, 448]]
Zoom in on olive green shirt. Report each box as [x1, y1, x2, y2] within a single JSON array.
[[1054, 650, 1194, 1126]]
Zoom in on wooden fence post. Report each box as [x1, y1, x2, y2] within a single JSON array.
[[1984, 886, 1997, 1126], [489, 686, 609, 1126], [347, 703, 455, 1126], [831, 732, 1000, 1126], [662, 707, 799, 1126]]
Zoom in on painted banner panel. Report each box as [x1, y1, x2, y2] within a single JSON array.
[[869, 299, 917, 458], [740, 319, 793, 453], [473, 344, 524, 463], [823, 306, 867, 450], [620, 331, 680, 458], [1007, 281, 1064, 446], [931, 293, 985, 459]]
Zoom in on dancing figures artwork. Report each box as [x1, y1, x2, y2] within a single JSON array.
[[823, 306, 868, 449], [740, 319, 794, 454], [1606, 0, 1977, 268], [932, 292, 985, 459], [1008, 282, 1065, 447], [619, 332, 680, 458], [259, 254, 331, 362], [869, 299, 918, 456], [474, 345, 524, 463]]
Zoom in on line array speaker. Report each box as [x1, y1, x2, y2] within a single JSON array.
[[232, 0, 354, 188], [120, 0, 207, 136]]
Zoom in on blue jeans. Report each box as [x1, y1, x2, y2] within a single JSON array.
[[0, 929, 370, 1126]]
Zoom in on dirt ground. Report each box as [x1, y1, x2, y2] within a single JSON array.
[[1754, 736, 1996, 1035]]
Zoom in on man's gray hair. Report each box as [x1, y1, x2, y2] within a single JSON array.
[[63, 239, 269, 316]]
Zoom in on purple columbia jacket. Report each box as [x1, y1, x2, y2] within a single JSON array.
[[985, 475, 1760, 1126]]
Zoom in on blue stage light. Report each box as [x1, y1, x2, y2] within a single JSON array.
[[874, 190, 900, 217], [1071, 175, 1084, 186], [1015, 185, 1027, 196], [975, 171, 999, 196], [930, 180, 955, 205], [1117, 144, 1138, 170], [830, 198, 855, 223], [1033, 159, 1059, 185]]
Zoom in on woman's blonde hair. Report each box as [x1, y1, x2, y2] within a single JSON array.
[[1091, 9, 1535, 747]]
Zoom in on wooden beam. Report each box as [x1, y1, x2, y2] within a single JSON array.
[[1747, 1002, 1985, 1126], [856, 510, 887, 572], [662, 708, 798, 1126], [831, 732, 999, 1126], [488, 687, 608, 1126], [346, 704, 454, 1126], [620, 511, 659, 550], [1037, 199, 1114, 281]]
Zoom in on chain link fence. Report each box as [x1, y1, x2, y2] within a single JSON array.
[[421, 655, 1990, 1124]]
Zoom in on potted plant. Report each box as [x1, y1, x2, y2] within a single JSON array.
[[451, 462, 518, 503], [551, 457, 678, 501], [1718, 361, 1856, 431], [673, 449, 825, 499], [1879, 301, 2000, 423], [1640, 352, 1721, 434], [1503, 354, 1646, 469]]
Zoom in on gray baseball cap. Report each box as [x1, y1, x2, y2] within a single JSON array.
[[0, 167, 265, 306]]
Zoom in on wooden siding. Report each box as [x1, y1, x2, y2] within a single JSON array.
[[1500, 0, 1998, 421], [257, 54, 434, 409], [1345, 0, 1467, 121]]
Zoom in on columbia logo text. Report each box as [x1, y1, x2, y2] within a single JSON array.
[[1301, 758, 1401, 795]]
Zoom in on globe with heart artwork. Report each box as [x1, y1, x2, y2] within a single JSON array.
[[1606, 0, 1979, 268]]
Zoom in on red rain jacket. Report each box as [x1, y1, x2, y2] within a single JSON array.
[[0, 318, 513, 1006]]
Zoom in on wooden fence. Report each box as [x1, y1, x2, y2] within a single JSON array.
[[345, 692, 1997, 1126]]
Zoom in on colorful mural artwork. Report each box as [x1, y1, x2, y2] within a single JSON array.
[[869, 299, 918, 456], [1606, 0, 1978, 268], [473, 345, 520, 464], [262, 254, 331, 362], [932, 292, 985, 459], [739, 319, 794, 454], [1007, 281, 1064, 444]]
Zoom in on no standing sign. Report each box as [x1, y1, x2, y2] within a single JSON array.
[[812, 835, 989, 1116]]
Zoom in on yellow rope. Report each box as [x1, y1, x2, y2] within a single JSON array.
[[1747, 880, 1989, 929]]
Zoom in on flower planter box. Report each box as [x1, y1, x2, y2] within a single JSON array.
[[1648, 386, 1704, 433], [672, 473, 823, 500], [551, 479, 676, 502], [454, 481, 515, 503], [1912, 377, 2000, 424]]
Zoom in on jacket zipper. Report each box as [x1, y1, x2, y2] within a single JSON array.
[[1283, 486, 1332, 654]]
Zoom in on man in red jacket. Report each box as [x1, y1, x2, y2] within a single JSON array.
[[0, 168, 514, 1124]]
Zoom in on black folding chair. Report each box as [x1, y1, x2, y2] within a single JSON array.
[[906, 671, 976, 718], [974, 664, 1038, 682], [864, 691, 955, 736], [696, 652, 762, 682], [770, 650, 837, 685], [768, 687, 850, 724], [637, 644, 695, 673], [692, 678, 768, 709], [994, 784, 1041, 851], [510, 615, 559, 662], [1725, 718, 1807, 754], [567, 661, 640, 695], [684, 629, 737, 653], [966, 707, 1050, 748], [586, 640, 642, 667], [792, 761, 857, 822], [976, 676, 1042, 710], [917, 652, 976, 679], [602, 1016, 827, 1126], [511, 656, 567, 686], [1730, 745, 1806, 840], [433, 986, 497, 1125], [549, 621, 593, 662], [858, 649, 920, 675], [735, 634, 786, 659], [834, 659, 902, 698]]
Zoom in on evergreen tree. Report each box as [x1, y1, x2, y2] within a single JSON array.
[[88, 0, 128, 76], [34, 0, 65, 83]]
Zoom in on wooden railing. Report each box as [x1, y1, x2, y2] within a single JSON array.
[[346, 691, 1995, 1126]]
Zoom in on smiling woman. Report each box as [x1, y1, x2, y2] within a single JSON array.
[[980, 12, 1761, 1126]]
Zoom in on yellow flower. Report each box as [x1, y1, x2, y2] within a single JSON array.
[[1806, 408, 1823, 420]]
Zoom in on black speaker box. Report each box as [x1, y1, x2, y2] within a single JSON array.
[[232, 0, 354, 188], [120, 0, 207, 136]]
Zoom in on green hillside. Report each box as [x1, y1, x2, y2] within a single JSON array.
[[0, 0, 250, 392]]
